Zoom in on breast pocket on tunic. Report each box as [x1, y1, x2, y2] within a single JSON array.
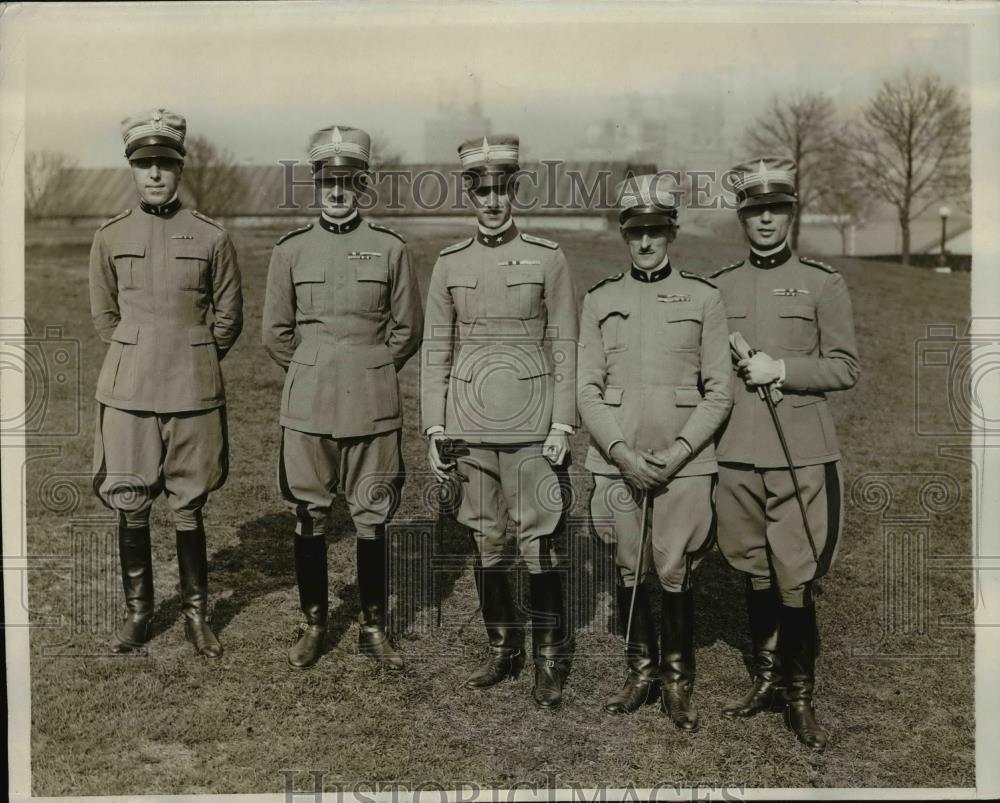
[[505, 267, 545, 319], [777, 302, 818, 352], [446, 275, 479, 323], [292, 264, 326, 316], [112, 243, 146, 290], [355, 261, 389, 313], [663, 304, 702, 351], [172, 243, 211, 291], [724, 306, 747, 325], [598, 308, 630, 353]]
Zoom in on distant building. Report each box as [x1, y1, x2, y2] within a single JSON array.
[[570, 82, 737, 174], [423, 92, 492, 162]]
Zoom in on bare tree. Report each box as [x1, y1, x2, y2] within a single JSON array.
[[182, 134, 247, 218], [25, 150, 76, 221], [814, 135, 875, 256], [843, 71, 970, 265], [743, 91, 836, 249]]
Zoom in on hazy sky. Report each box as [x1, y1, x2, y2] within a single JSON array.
[[19, 3, 970, 166]]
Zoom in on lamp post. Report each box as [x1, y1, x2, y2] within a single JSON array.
[[937, 205, 951, 272]]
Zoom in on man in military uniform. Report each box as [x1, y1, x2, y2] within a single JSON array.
[[90, 108, 243, 658], [421, 135, 578, 708], [710, 157, 860, 750], [262, 125, 423, 670], [578, 174, 732, 730]]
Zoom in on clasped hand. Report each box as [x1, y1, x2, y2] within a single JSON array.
[[610, 441, 689, 491]]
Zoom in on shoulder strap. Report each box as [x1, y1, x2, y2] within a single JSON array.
[[799, 256, 837, 273], [368, 220, 406, 243], [440, 237, 474, 256], [98, 209, 132, 231], [192, 210, 225, 230], [520, 232, 559, 250], [276, 223, 313, 245], [709, 259, 745, 279], [680, 270, 717, 288], [587, 272, 624, 293]]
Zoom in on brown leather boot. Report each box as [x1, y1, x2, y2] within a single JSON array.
[[288, 534, 328, 669], [780, 603, 829, 751], [356, 536, 404, 670], [529, 571, 570, 710], [176, 525, 222, 658], [722, 582, 783, 718], [465, 565, 524, 688], [659, 588, 699, 732], [605, 583, 659, 714], [111, 521, 154, 654]]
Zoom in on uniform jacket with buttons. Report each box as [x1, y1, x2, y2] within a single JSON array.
[[420, 225, 578, 444], [710, 250, 860, 468], [262, 216, 424, 438], [577, 266, 733, 477], [89, 204, 244, 413]]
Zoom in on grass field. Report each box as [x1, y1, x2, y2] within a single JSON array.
[[22, 219, 974, 794]]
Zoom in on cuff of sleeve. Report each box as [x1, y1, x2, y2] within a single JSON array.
[[425, 425, 445, 436], [776, 358, 786, 387], [550, 422, 574, 434], [607, 439, 625, 457], [591, 420, 629, 457], [780, 356, 808, 391], [677, 437, 694, 456]]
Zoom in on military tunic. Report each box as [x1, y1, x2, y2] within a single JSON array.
[[710, 248, 860, 605], [578, 264, 732, 589], [420, 224, 578, 571], [89, 201, 243, 529], [262, 214, 423, 538]]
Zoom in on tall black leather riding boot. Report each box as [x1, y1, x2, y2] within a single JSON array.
[[111, 521, 154, 653], [529, 571, 569, 709], [287, 534, 328, 669], [780, 603, 829, 751], [465, 565, 524, 688], [659, 588, 699, 732], [175, 525, 222, 658], [722, 581, 783, 717], [605, 582, 659, 714], [356, 536, 404, 670]]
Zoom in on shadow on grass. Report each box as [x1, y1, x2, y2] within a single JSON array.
[[148, 507, 364, 650], [389, 512, 474, 639], [593, 548, 750, 659], [145, 504, 750, 670], [694, 548, 751, 654]]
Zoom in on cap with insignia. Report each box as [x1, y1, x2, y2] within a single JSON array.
[[458, 134, 520, 189], [730, 156, 798, 210], [120, 108, 187, 162], [308, 125, 371, 179], [615, 173, 682, 230]]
